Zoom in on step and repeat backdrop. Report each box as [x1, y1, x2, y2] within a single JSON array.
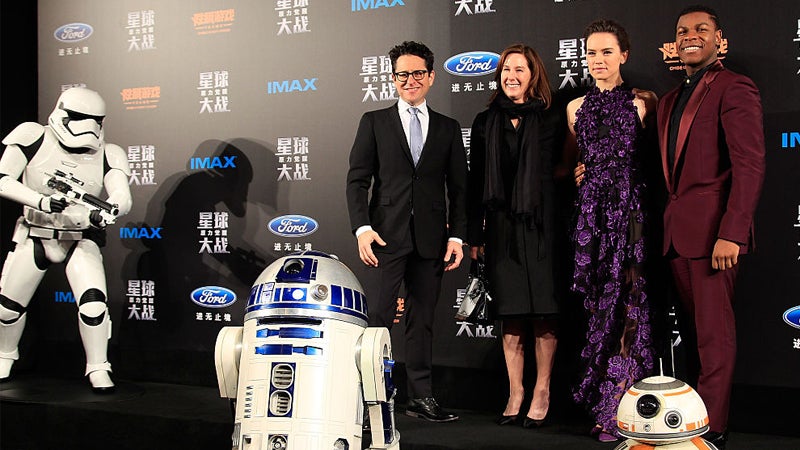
[[9, 0, 797, 388]]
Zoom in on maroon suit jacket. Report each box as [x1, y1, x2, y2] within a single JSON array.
[[657, 61, 766, 258]]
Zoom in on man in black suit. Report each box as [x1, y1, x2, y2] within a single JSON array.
[[346, 41, 468, 422]]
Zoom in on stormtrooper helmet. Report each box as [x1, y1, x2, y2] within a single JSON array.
[[48, 87, 106, 151]]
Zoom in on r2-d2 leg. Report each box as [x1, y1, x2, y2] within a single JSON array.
[[360, 327, 400, 450]]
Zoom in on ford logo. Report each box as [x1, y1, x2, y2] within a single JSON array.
[[783, 306, 800, 330], [443, 51, 500, 77], [268, 215, 319, 237], [54, 23, 93, 43], [190, 286, 237, 308]]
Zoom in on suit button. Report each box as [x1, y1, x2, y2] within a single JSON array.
[[671, 194, 678, 200], [413, 175, 419, 181]]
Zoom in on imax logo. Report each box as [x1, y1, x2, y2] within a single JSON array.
[[190, 156, 237, 170], [54, 291, 76, 303], [120, 227, 163, 239], [54, 23, 93, 43], [352, 0, 404, 11], [781, 132, 800, 148], [444, 52, 500, 77], [267, 78, 317, 94], [268, 215, 318, 237]]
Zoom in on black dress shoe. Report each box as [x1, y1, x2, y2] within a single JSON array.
[[705, 430, 728, 449], [522, 415, 548, 428], [91, 385, 117, 395], [496, 414, 518, 425], [405, 397, 459, 422]]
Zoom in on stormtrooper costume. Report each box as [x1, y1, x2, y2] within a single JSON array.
[[0, 87, 132, 392]]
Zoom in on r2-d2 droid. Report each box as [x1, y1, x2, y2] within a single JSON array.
[[614, 375, 718, 450], [215, 251, 400, 450]]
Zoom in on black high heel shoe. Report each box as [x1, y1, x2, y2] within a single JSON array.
[[522, 414, 548, 428], [496, 414, 519, 426]]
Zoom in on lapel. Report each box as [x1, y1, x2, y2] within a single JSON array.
[[659, 90, 678, 191], [666, 60, 724, 188], [388, 104, 415, 167]]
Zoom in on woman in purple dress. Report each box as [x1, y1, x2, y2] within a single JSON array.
[[567, 19, 658, 442]]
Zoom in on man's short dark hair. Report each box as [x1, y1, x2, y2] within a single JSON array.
[[389, 41, 434, 72], [677, 4, 721, 30]]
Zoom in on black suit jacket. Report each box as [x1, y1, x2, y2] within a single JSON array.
[[346, 103, 468, 259]]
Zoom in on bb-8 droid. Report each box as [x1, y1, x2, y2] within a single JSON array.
[[614, 375, 718, 450]]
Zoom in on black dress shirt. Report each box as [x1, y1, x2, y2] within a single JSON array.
[[667, 64, 713, 174]]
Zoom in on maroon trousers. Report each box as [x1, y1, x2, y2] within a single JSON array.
[[669, 257, 738, 433]]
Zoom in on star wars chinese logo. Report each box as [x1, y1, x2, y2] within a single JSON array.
[[275, 1, 311, 35], [454, 0, 496, 16], [359, 55, 396, 103], [453, 289, 496, 338], [127, 279, 157, 321], [794, 19, 800, 75], [125, 10, 157, 52], [456, 322, 496, 338]]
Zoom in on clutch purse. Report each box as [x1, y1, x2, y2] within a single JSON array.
[[455, 258, 492, 325]]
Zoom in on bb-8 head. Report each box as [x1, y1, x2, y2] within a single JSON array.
[[617, 375, 709, 445]]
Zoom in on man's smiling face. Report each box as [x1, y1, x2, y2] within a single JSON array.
[[676, 11, 722, 75]]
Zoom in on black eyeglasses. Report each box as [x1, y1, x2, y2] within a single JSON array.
[[394, 70, 428, 82]]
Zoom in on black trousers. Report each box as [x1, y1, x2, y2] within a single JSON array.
[[363, 223, 444, 399]]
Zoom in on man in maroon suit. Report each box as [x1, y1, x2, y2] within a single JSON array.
[[657, 5, 766, 449]]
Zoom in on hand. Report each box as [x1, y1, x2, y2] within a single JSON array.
[[711, 238, 740, 270], [39, 195, 68, 213], [574, 163, 586, 186], [357, 229, 385, 267], [443, 241, 463, 272], [469, 246, 482, 260]]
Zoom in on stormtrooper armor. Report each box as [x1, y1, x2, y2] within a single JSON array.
[[215, 251, 400, 450], [0, 87, 132, 392], [613, 375, 718, 450]]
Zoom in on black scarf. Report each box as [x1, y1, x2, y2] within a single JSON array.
[[483, 93, 544, 225]]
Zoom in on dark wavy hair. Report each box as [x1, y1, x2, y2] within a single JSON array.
[[677, 4, 721, 30], [388, 41, 435, 72], [583, 19, 631, 53], [489, 43, 552, 109]]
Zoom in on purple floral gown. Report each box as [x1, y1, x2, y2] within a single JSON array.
[[571, 86, 654, 435]]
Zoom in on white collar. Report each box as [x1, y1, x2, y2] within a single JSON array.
[[398, 99, 428, 116]]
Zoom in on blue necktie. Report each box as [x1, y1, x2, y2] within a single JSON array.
[[409, 107, 423, 166]]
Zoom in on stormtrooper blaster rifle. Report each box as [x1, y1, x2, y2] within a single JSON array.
[[45, 169, 120, 225]]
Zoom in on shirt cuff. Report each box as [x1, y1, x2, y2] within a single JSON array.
[[355, 225, 373, 238], [448, 237, 463, 245]]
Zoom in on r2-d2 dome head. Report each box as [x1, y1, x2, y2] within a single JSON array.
[[617, 375, 710, 445], [48, 87, 106, 151], [245, 250, 369, 327]]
